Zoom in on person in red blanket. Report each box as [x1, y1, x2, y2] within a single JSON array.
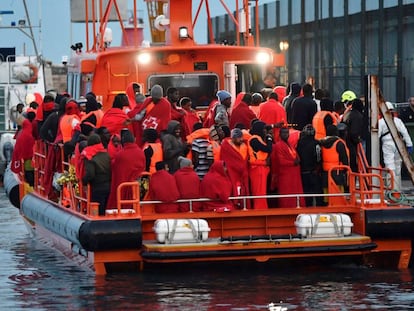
[[11, 117, 35, 186], [248, 120, 273, 209], [167, 87, 184, 122], [229, 93, 256, 130], [174, 156, 201, 212], [220, 128, 250, 209], [258, 91, 286, 141], [125, 82, 141, 111], [101, 93, 131, 135], [129, 85, 172, 144], [200, 160, 233, 212], [149, 161, 180, 213], [180, 97, 201, 139], [273, 127, 305, 208], [107, 130, 145, 209]]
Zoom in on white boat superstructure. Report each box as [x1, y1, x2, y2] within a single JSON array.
[[0, 54, 45, 131]]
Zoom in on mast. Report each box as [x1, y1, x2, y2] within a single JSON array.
[[22, 0, 40, 60]]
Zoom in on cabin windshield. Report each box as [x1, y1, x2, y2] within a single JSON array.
[[148, 73, 218, 107], [236, 64, 269, 93]]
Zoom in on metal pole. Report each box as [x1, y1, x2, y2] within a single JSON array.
[[22, 0, 39, 59], [369, 75, 380, 169]]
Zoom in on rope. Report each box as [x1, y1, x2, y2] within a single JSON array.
[[385, 189, 408, 205]]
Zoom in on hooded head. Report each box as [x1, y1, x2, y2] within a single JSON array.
[[166, 120, 181, 135], [252, 92, 263, 105], [290, 82, 301, 96], [85, 94, 99, 113], [209, 160, 227, 177], [151, 85, 163, 101], [231, 128, 243, 139], [65, 99, 79, 115], [273, 86, 286, 102], [178, 156, 192, 169], [217, 90, 232, 104], [250, 120, 266, 137], [87, 133, 101, 146], [126, 82, 140, 102], [301, 124, 315, 137], [121, 129, 135, 145], [42, 94, 56, 112]]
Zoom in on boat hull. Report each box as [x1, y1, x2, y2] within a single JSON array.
[[3, 190, 413, 273], [19, 193, 144, 273]]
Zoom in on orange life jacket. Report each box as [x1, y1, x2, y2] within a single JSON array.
[[210, 140, 221, 161], [60, 114, 80, 143], [81, 110, 104, 128], [312, 111, 338, 140], [229, 140, 248, 160], [321, 138, 349, 171], [248, 135, 269, 165], [143, 142, 163, 174]]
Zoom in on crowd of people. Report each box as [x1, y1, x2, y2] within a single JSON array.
[[10, 81, 414, 215]]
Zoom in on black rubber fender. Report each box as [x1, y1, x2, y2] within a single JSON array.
[[365, 208, 414, 238], [3, 166, 20, 208], [79, 219, 142, 251]]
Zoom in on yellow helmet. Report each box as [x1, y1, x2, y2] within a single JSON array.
[[341, 90, 357, 102]]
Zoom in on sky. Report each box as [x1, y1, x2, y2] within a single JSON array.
[[0, 0, 274, 64]]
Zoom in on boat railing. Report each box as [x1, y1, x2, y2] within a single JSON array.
[[357, 142, 395, 191], [28, 140, 396, 218], [138, 192, 352, 215], [325, 164, 395, 207], [115, 181, 141, 214], [349, 171, 386, 207], [33, 140, 47, 196]]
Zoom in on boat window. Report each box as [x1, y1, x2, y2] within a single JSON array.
[[236, 64, 269, 93], [73, 74, 80, 99], [148, 74, 218, 107], [68, 72, 92, 99], [67, 72, 74, 97]]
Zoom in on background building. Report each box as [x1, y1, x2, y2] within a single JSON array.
[[212, 0, 414, 102]]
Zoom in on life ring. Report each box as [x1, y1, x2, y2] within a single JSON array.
[[20, 64, 38, 84]]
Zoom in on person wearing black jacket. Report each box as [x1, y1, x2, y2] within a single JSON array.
[[342, 98, 364, 172], [296, 124, 324, 206], [82, 134, 111, 215]]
